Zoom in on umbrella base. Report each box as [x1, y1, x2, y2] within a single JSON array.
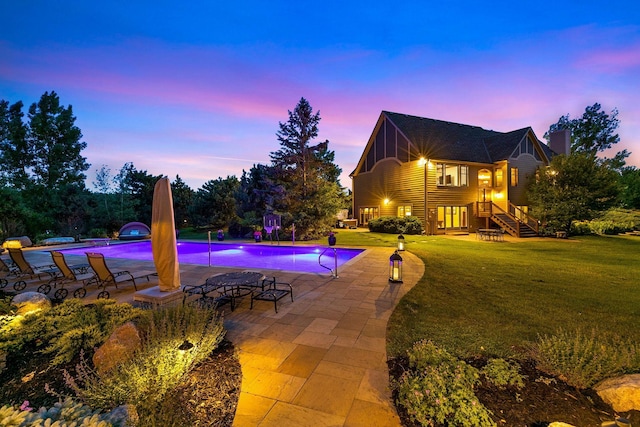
[[133, 285, 184, 308]]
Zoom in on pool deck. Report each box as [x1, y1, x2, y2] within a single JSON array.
[[10, 245, 423, 427]]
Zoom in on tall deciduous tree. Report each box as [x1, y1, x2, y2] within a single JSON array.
[[545, 103, 628, 169], [269, 97, 344, 239], [528, 153, 620, 233]]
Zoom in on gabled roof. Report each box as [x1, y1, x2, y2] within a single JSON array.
[[383, 111, 499, 163], [351, 111, 554, 176]]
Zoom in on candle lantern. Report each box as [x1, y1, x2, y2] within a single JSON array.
[[389, 250, 403, 283], [397, 234, 405, 251]]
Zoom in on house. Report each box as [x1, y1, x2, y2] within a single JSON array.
[[350, 111, 569, 236]]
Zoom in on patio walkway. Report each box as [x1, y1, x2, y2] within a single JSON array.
[[16, 245, 424, 426]]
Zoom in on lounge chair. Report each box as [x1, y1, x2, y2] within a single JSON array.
[[250, 276, 293, 313], [7, 247, 58, 291], [45, 251, 97, 299], [85, 252, 154, 299], [0, 257, 17, 289]]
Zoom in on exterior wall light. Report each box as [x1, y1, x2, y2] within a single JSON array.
[[389, 250, 403, 283]]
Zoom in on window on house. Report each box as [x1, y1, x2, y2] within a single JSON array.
[[495, 169, 503, 187], [359, 207, 379, 225], [437, 206, 469, 229], [510, 167, 519, 187], [436, 163, 469, 187], [478, 169, 492, 187], [397, 205, 412, 217]]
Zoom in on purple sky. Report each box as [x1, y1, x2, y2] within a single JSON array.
[[1, 1, 639, 191]]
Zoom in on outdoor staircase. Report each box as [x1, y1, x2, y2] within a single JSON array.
[[476, 201, 540, 238], [491, 212, 538, 238]]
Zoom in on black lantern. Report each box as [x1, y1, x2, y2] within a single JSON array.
[[397, 234, 405, 251], [389, 250, 403, 283], [328, 232, 337, 246]]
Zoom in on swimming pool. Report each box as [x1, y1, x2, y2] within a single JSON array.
[[60, 241, 365, 274]]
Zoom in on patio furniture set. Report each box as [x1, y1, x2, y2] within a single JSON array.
[[182, 271, 293, 313], [476, 228, 506, 241], [1, 248, 294, 313]]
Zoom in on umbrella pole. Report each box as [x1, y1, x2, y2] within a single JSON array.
[[207, 231, 211, 267]]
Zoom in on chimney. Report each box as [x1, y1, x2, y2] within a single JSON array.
[[549, 129, 571, 155]]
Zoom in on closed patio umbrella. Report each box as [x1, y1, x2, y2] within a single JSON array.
[[151, 177, 181, 291]]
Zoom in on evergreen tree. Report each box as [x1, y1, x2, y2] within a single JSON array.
[[190, 177, 240, 229], [27, 91, 89, 189], [0, 100, 31, 188], [269, 98, 344, 239], [171, 175, 194, 228]]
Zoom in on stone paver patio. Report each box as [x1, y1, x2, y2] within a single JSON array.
[[13, 243, 423, 426]]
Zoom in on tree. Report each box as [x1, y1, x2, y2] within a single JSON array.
[[269, 97, 344, 239], [171, 175, 194, 228], [113, 162, 161, 226], [190, 177, 240, 229], [27, 91, 90, 189], [545, 103, 628, 169], [1, 92, 91, 237], [619, 167, 640, 209], [0, 100, 30, 188], [528, 153, 620, 233], [93, 164, 113, 216]]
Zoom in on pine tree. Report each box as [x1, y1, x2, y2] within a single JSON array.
[[269, 97, 344, 239]]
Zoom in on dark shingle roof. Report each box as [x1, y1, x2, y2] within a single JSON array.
[[383, 111, 549, 163]]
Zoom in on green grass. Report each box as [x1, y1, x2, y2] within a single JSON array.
[[385, 234, 640, 360]]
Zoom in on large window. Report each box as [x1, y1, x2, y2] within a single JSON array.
[[397, 205, 412, 217], [437, 206, 468, 230], [436, 164, 469, 187], [359, 207, 379, 225]]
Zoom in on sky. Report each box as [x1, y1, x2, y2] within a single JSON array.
[[1, 1, 639, 191]]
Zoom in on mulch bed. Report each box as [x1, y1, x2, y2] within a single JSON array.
[[389, 355, 639, 427]]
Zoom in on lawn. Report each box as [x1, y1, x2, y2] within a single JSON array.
[[382, 234, 640, 360]]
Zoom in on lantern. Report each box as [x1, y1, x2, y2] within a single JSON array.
[[389, 250, 403, 283], [328, 232, 337, 246], [397, 234, 405, 251]]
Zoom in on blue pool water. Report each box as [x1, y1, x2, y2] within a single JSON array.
[[60, 241, 365, 274]]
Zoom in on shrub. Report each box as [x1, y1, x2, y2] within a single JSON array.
[[530, 328, 640, 388], [66, 302, 226, 424], [0, 397, 126, 427], [88, 228, 109, 238], [0, 299, 147, 366], [570, 208, 640, 235], [394, 340, 496, 427], [569, 221, 592, 236], [481, 359, 524, 389], [368, 216, 422, 234]]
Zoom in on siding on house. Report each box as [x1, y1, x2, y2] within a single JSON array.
[[351, 111, 555, 232]]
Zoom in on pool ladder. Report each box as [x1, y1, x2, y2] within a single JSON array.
[[318, 247, 339, 279]]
